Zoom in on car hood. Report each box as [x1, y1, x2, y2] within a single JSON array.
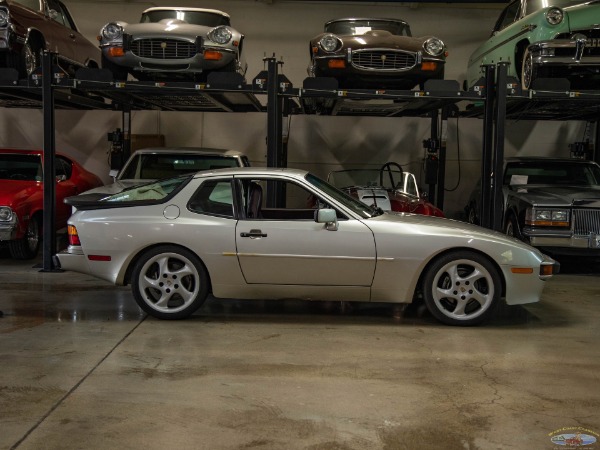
[[564, 1, 600, 28], [316, 31, 432, 53], [507, 185, 600, 206], [123, 22, 213, 39], [0, 180, 39, 207], [82, 180, 148, 196]]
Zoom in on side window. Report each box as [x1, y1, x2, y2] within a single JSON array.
[[240, 178, 345, 221], [494, 1, 521, 32], [188, 179, 234, 218], [55, 156, 72, 179]]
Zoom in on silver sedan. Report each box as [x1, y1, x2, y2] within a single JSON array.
[[57, 168, 558, 326]]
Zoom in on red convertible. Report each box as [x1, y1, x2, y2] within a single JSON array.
[[327, 162, 444, 217], [0, 149, 103, 259]]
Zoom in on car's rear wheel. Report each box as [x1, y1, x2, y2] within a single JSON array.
[[8, 216, 41, 260], [131, 246, 209, 319], [422, 251, 501, 326]]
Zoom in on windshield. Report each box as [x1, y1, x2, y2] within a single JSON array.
[[305, 173, 378, 219], [328, 169, 419, 197], [504, 161, 600, 186], [105, 176, 190, 203], [325, 19, 410, 36], [119, 153, 241, 180], [140, 10, 230, 26], [0, 154, 41, 181]]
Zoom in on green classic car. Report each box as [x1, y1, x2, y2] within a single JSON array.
[[467, 0, 600, 90]]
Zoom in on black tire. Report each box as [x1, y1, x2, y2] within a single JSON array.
[[8, 216, 41, 260], [521, 48, 537, 90], [504, 215, 522, 240], [101, 54, 128, 81], [131, 246, 209, 319], [422, 250, 502, 326]]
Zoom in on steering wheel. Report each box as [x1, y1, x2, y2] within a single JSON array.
[[379, 162, 404, 189]]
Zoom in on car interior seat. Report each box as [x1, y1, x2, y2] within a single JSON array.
[[247, 182, 263, 219]]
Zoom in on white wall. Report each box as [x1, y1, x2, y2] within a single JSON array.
[[0, 0, 589, 218]]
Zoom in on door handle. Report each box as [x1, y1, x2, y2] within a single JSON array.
[[240, 229, 267, 238]]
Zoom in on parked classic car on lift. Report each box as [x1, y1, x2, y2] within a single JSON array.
[[308, 17, 446, 89], [98, 7, 245, 81], [0, 149, 102, 259], [0, 0, 100, 77], [467, 0, 600, 90], [465, 157, 600, 258], [327, 162, 444, 217], [59, 167, 557, 326], [81, 147, 250, 197]]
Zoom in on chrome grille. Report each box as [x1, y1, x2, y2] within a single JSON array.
[[573, 209, 600, 236], [131, 39, 197, 60], [351, 50, 416, 70]]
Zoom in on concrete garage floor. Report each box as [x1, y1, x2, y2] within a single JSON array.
[[0, 254, 599, 450]]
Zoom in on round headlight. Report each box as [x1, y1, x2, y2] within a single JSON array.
[[319, 34, 342, 53], [423, 37, 444, 56], [102, 23, 123, 40], [0, 207, 14, 222], [0, 10, 9, 27], [207, 26, 232, 44], [546, 7, 564, 25]]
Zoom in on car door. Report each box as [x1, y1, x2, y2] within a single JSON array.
[[54, 156, 78, 225], [234, 176, 376, 286], [43, 0, 78, 63]]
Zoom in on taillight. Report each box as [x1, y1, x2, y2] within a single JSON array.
[[68, 225, 81, 246]]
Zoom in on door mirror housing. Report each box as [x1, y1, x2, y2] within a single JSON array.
[[315, 208, 338, 231]]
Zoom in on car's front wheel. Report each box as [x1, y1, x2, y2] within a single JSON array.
[[521, 48, 538, 90], [422, 251, 501, 326], [131, 246, 209, 319], [101, 54, 128, 81], [8, 216, 41, 260]]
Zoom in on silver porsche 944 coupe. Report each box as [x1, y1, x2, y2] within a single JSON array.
[[98, 7, 245, 81], [57, 168, 557, 326]]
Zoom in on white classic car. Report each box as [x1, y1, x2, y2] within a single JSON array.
[[58, 168, 558, 326], [98, 7, 245, 81]]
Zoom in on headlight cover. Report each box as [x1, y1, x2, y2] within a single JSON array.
[[207, 26, 232, 44], [0, 206, 14, 222], [525, 208, 570, 227], [546, 7, 564, 26], [102, 23, 123, 40], [423, 37, 445, 56], [319, 34, 342, 53], [0, 9, 9, 27]]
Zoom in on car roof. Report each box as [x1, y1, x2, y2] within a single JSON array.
[[130, 147, 245, 157], [506, 157, 597, 164], [193, 166, 309, 179], [142, 7, 230, 18]]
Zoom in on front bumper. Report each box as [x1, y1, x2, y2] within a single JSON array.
[[0, 222, 17, 241], [529, 38, 600, 67], [524, 228, 600, 252]]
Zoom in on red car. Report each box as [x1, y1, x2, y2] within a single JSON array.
[[327, 162, 444, 217], [0, 149, 103, 259]]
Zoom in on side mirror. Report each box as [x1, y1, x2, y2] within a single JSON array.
[[109, 169, 118, 181], [314, 208, 338, 231], [48, 9, 58, 19], [56, 174, 67, 182]]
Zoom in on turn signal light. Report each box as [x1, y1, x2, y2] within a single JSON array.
[[204, 50, 223, 60], [421, 62, 438, 71], [328, 59, 346, 69], [107, 47, 125, 57], [540, 264, 554, 276], [67, 225, 81, 246], [511, 267, 534, 274]]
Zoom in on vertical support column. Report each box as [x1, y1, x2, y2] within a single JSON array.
[[594, 120, 600, 164], [41, 51, 57, 272], [122, 105, 131, 163], [265, 56, 284, 207], [492, 62, 509, 232], [435, 107, 450, 211], [480, 65, 495, 229], [427, 109, 438, 205]]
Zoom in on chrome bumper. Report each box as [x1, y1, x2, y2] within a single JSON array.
[[526, 231, 600, 250], [529, 38, 600, 66], [0, 223, 17, 241]]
